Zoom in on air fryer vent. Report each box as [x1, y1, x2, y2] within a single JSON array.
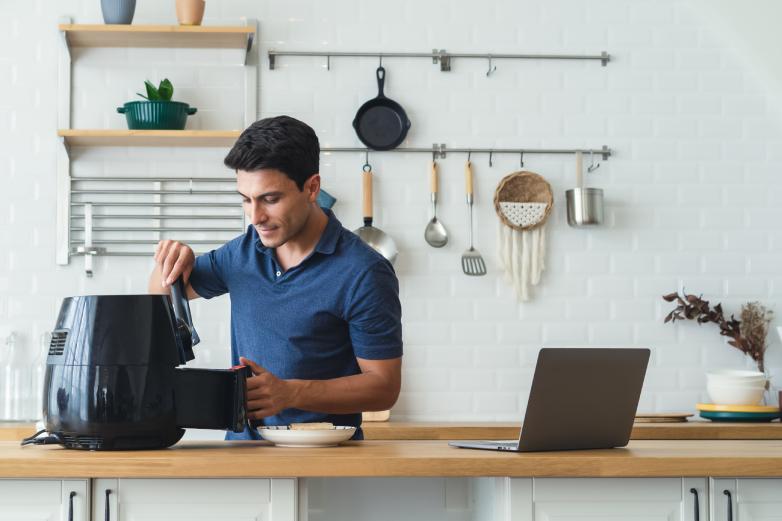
[[48, 330, 68, 356], [61, 434, 104, 450]]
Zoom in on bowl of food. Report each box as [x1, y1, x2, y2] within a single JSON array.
[[258, 423, 356, 448]]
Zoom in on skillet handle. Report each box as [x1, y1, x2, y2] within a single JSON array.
[[376, 66, 386, 97], [430, 161, 438, 196], [363, 168, 373, 226]]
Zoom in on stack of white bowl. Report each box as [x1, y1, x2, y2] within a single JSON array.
[[706, 370, 767, 405]]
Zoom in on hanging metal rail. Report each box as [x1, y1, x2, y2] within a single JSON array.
[[63, 143, 612, 274], [321, 145, 612, 162], [268, 49, 610, 72]]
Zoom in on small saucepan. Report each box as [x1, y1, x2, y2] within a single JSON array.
[[354, 165, 398, 265], [352, 66, 411, 151]]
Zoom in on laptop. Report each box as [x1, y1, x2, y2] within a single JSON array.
[[449, 347, 650, 452]]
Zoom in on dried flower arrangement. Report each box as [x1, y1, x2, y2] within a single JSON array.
[[662, 291, 774, 373]]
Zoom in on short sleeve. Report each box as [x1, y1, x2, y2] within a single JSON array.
[[189, 245, 231, 299], [345, 260, 403, 360]]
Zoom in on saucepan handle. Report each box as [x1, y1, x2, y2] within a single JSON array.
[[362, 167, 373, 227], [170, 278, 200, 362]]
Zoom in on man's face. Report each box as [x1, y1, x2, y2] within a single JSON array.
[[236, 169, 319, 248]]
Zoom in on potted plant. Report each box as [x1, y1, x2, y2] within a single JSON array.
[[662, 291, 774, 373], [117, 79, 197, 130], [663, 291, 775, 405]]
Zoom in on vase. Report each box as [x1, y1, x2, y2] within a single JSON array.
[[175, 0, 206, 26], [101, 0, 136, 24]]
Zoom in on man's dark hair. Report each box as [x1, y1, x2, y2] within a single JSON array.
[[223, 116, 320, 190]]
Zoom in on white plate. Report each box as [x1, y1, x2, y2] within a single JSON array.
[[258, 426, 356, 447]]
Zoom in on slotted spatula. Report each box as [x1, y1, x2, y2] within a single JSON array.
[[461, 161, 487, 276]]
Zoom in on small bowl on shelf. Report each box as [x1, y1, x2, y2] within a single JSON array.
[[706, 370, 767, 405], [706, 369, 765, 383]]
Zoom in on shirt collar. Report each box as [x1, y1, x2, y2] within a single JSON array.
[[254, 208, 341, 256], [314, 208, 341, 255]]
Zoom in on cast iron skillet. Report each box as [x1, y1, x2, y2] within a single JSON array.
[[352, 66, 411, 151]]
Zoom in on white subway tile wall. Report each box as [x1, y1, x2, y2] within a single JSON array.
[[0, 0, 780, 421]]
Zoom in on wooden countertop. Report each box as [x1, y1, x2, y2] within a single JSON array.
[[2, 440, 782, 478], [361, 421, 782, 440], [3, 421, 782, 443]]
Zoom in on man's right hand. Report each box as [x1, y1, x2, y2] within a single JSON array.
[[153, 240, 195, 288]]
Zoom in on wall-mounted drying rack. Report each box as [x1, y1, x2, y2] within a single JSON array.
[[268, 49, 610, 72], [70, 176, 244, 276]]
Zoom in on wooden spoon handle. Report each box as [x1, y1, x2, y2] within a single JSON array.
[[430, 161, 438, 195]]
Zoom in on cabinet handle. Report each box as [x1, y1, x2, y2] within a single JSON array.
[[105, 489, 112, 521], [68, 491, 76, 521], [724, 490, 733, 521], [690, 488, 700, 521]]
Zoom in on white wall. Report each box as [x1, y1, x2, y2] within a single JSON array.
[[1, 0, 781, 421], [694, 0, 782, 114]]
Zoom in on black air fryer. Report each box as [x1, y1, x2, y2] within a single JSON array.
[[39, 280, 250, 450]]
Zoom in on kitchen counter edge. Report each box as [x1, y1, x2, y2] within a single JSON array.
[[2, 440, 782, 478]]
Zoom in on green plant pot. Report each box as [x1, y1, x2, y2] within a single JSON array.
[[117, 101, 197, 130]]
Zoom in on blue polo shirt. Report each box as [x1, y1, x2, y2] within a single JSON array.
[[188, 209, 402, 440]]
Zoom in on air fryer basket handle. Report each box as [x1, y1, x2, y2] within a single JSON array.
[[170, 278, 200, 362]]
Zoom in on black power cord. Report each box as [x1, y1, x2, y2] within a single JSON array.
[[20, 429, 63, 446]]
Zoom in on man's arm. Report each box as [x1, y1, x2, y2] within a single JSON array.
[[148, 239, 201, 299], [241, 356, 402, 418]]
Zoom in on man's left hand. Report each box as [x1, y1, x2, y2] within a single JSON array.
[[240, 357, 298, 419]]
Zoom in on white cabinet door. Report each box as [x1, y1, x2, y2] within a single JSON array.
[[529, 478, 708, 521], [0, 479, 89, 521], [93, 478, 297, 521], [711, 479, 782, 521]]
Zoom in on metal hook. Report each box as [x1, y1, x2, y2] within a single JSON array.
[[488, 150, 493, 167], [378, 55, 383, 67], [587, 150, 601, 173], [326, 55, 331, 71], [364, 150, 370, 170], [519, 151, 524, 168], [485, 55, 497, 77], [467, 150, 472, 163]]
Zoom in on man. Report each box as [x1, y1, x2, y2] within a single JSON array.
[[149, 116, 403, 440]]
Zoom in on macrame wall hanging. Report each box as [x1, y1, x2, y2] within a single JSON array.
[[493, 171, 553, 301]]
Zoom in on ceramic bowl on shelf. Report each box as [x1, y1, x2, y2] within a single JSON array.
[[706, 382, 766, 406], [706, 370, 767, 405], [706, 369, 765, 383], [117, 101, 197, 130]]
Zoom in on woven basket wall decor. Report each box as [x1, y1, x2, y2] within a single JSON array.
[[493, 171, 553, 301]]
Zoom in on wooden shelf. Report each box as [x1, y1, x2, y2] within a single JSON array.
[[58, 129, 241, 147], [59, 24, 254, 49]]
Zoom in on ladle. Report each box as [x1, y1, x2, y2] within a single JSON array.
[[424, 161, 448, 248]]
